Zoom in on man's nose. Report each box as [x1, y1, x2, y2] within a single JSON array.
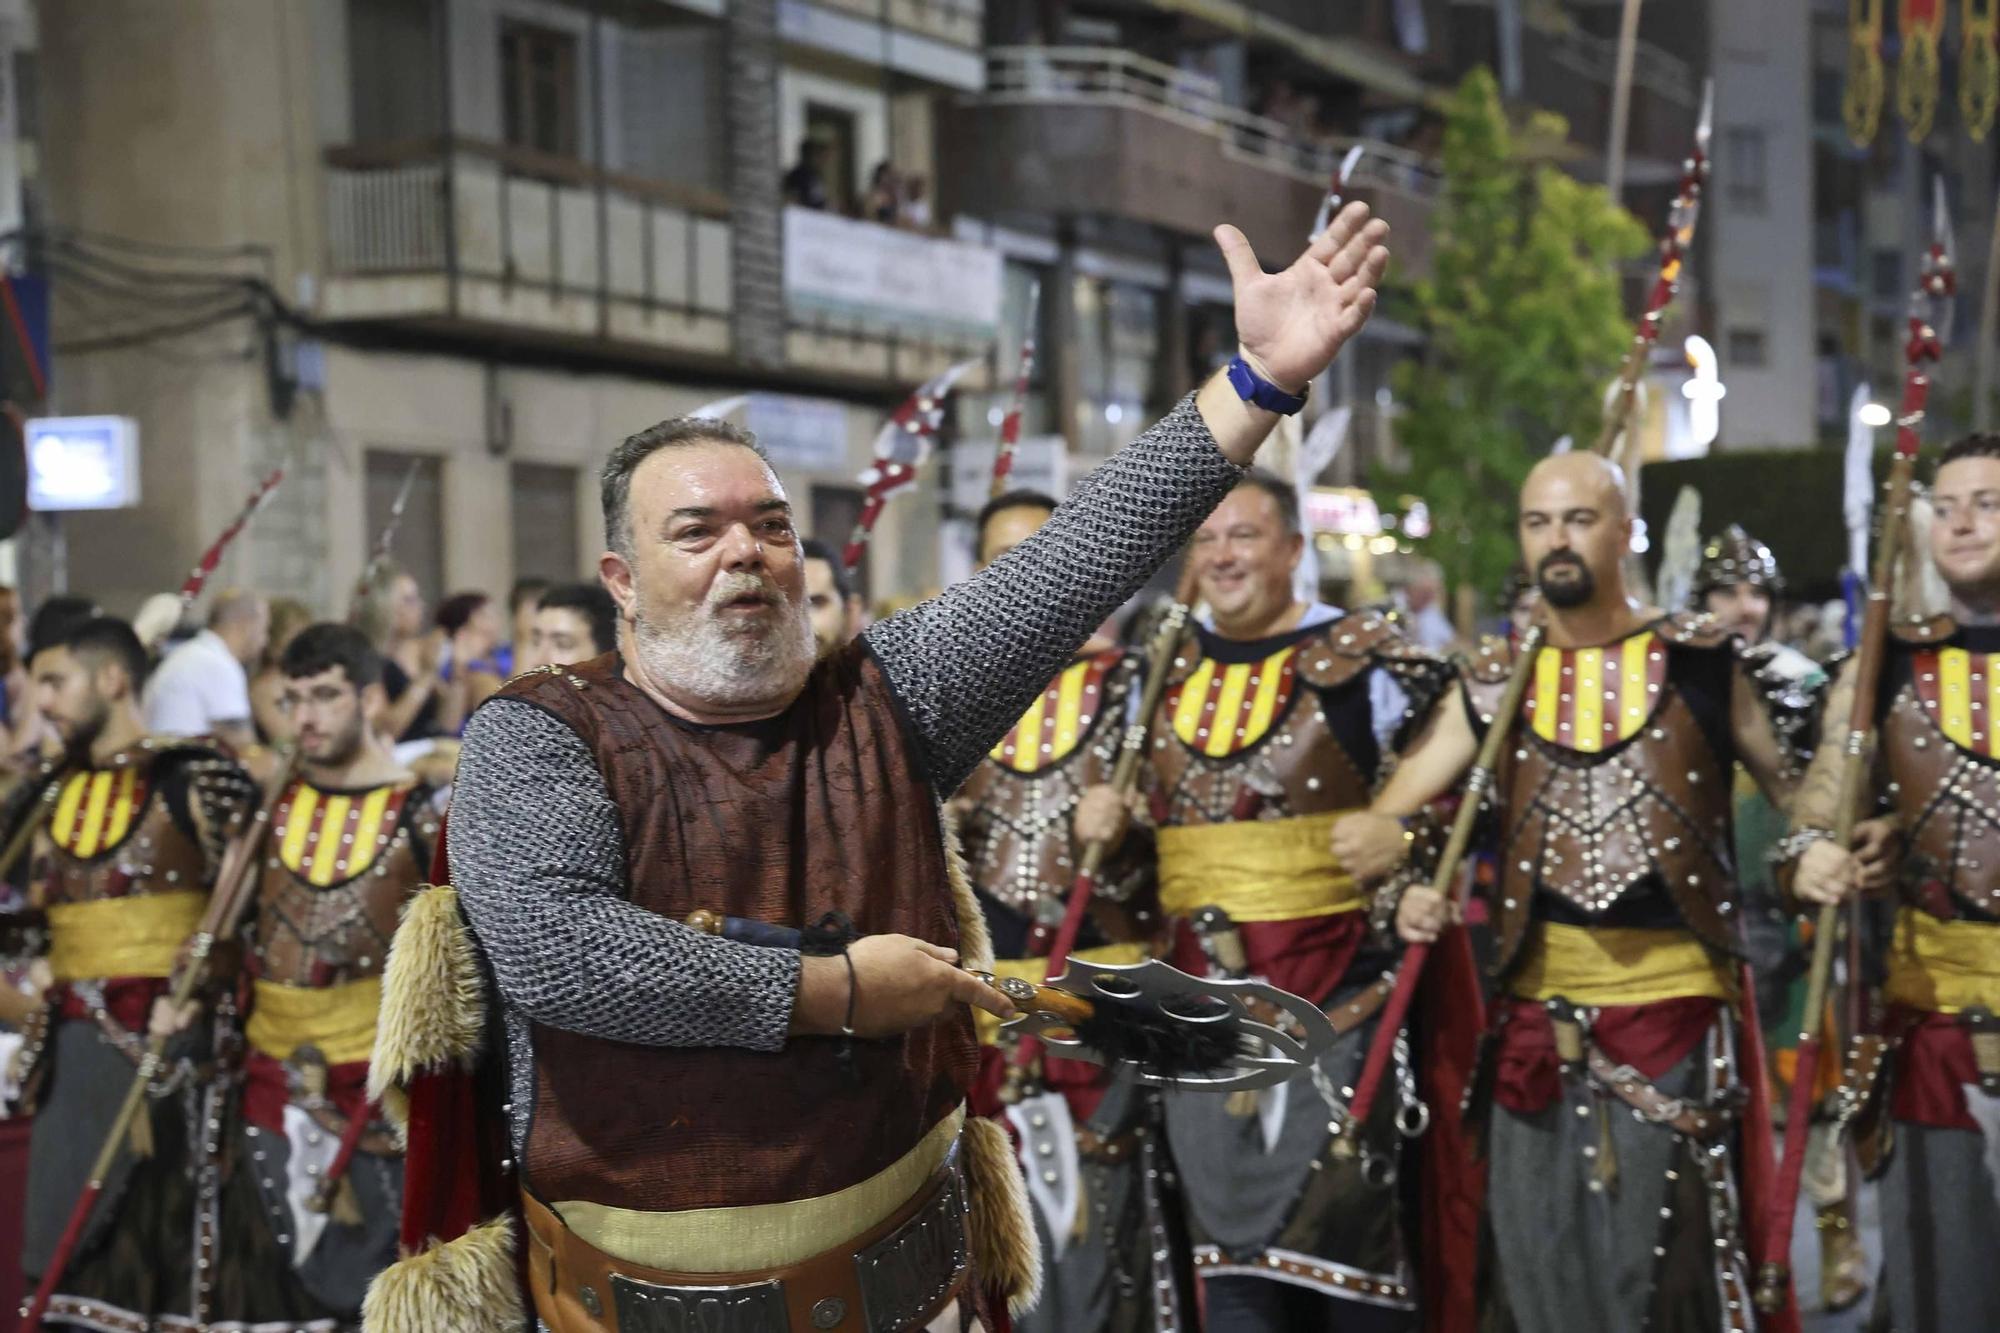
[[718, 524, 766, 569]]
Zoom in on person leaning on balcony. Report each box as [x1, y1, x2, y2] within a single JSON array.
[[361, 203, 1393, 1333]]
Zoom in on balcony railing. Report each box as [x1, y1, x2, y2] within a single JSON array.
[[321, 138, 732, 359], [984, 46, 1442, 198], [1540, 23, 1700, 110]]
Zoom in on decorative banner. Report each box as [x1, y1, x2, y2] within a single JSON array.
[[842, 360, 979, 574], [1846, 0, 1886, 145], [1899, 0, 1946, 141], [1966, 0, 2000, 141], [988, 280, 1041, 499]]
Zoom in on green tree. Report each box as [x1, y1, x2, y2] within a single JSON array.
[[1384, 67, 1649, 616]]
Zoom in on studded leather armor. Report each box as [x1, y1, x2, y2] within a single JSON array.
[[954, 650, 1155, 945], [1466, 615, 1761, 970], [38, 738, 245, 907], [1150, 611, 1447, 828], [1877, 616, 2000, 919], [245, 777, 440, 986]]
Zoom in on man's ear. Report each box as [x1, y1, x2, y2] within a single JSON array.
[[600, 550, 637, 619], [1283, 530, 1305, 574], [360, 680, 388, 727]]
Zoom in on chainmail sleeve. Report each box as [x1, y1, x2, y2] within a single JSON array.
[[449, 699, 801, 1052], [865, 392, 1244, 793]]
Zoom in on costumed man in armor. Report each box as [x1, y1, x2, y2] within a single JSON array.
[[9, 616, 256, 1330], [953, 487, 1165, 1333], [1106, 468, 1469, 1332], [361, 206, 1393, 1333], [207, 623, 440, 1328], [1786, 432, 2000, 1330], [1694, 526, 1868, 1313], [1337, 453, 1805, 1331]]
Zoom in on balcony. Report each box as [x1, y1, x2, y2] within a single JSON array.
[[782, 206, 1002, 385], [320, 138, 732, 364], [778, 0, 985, 89], [1454, 19, 1701, 185], [941, 48, 1441, 278]]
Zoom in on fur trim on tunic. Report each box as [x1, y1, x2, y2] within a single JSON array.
[[360, 1216, 524, 1333], [963, 1113, 1042, 1317], [368, 883, 485, 1111], [939, 809, 994, 972]]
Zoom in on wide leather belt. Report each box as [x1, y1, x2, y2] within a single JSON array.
[[524, 1152, 970, 1333]]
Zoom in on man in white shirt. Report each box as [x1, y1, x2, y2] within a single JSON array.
[[143, 588, 269, 751]]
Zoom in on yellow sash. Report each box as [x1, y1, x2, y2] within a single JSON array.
[[245, 976, 384, 1066], [555, 1106, 964, 1272], [974, 941, 1150, 1046], [1157, 811, 1360, 923], [1509, 923, 1731, 1006], [46, 891, 205, 982], [1883, 907, 2000, 1014]]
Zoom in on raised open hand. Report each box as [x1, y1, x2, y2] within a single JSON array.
[[1215, 201, 1390, 393]]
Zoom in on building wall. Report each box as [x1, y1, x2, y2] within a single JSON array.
[[1708, 1, 1815, 448]]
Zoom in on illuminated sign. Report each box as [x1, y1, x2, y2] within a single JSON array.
[[25, 415, 141, 511], [1303, 487, 1382, 536]]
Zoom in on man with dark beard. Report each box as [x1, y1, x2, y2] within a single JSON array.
[[374, 204, 1394, 1333], [1333, 453, 1810, 1331], [801, 538, 865, 661], [209, 623, 440, 1329], [12, 617, 255, 1331]]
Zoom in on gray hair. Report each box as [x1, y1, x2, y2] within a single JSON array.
[[601, 417, 769, 557]]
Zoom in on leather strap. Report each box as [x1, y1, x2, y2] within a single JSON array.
[[1584, 1044, 1742, 1141], [523, 1157, 968, 1333]]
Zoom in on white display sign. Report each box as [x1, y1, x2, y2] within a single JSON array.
[[783, 207, 1004, 341], [25, 415, 141, 511], [745, 392, 851, 474]]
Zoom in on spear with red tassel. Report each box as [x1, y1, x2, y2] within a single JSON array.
[[1752, 175, 1955, 1318], [136, 465, 287, 650], [987, 282, 1042, 500], [841, 361, 978, 576]]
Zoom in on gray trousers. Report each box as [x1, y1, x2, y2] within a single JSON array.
[[1879, 1120, 2000, 1332], [1488, 1048, 1737, 1333]]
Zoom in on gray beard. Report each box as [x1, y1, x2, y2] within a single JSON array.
[[630, 583, 817, 712]]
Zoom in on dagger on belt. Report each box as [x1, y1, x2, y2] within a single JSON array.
[[684, 909, 1336, 1093]]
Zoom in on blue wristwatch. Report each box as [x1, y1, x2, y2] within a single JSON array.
[[1226, 356, 1310, 416]]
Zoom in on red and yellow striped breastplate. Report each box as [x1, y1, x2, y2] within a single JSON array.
[[1166, 644, 1299, 758], [49, 767, 150, 860], [1522, 631, 1668, 754], [273, 780, 413, 887], [989, 653, 1119, 775], [1913, 648, 2000, 759]]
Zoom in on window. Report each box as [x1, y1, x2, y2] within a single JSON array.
[[510, 463, 580, 585], [1723, 126, 1766, 214], [364, 452, 444, 604], [501, 21, 580, 158], [615, 24, 725, 189], [348, 0, 442, 143], [1727, 328, 1768, 369], [804, 103, 859, 216]]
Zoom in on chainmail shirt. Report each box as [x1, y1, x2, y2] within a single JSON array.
[[449, 393, 1242, 1148]]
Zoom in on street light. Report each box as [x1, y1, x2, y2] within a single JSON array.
[[1858, 402, 1892, 427]]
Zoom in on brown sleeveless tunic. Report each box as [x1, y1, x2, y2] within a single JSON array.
[[499, 650, 979, 1214]]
